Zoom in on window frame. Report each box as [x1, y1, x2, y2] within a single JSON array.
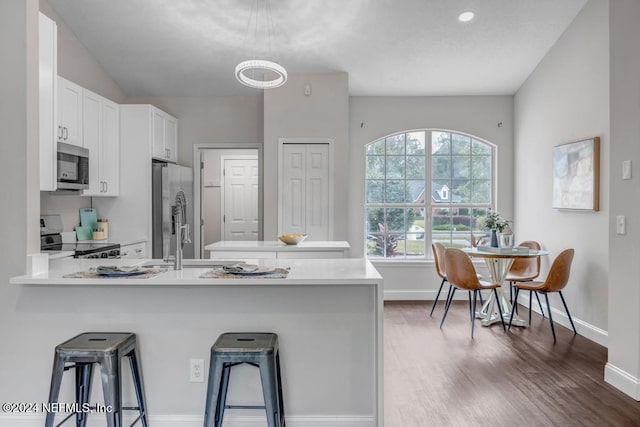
[[364, 129, 497, 261]]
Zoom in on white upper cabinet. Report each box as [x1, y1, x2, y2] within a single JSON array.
[[165, 115, 178, 163], [151, 107, 165, 159], [39, 12, 57, 191], [82, 89, 119, 197], [101, 98, 119, 195], [151, 106, 178, 163], [57, 76, 83, 147]]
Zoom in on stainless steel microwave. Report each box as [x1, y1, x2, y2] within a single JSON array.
[[57, 142, 89, 190]]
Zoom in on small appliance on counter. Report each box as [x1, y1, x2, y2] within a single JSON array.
[[41, 214, 120, 259]]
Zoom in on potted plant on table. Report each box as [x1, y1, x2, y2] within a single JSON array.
[[480, 212, 511, 247]]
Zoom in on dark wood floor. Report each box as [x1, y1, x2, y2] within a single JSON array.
[[384, 301, 640, 427]]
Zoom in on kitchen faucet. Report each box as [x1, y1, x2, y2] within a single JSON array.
[[173, 191, 191, 270]]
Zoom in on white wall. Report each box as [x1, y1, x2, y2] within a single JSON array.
[[514, 0, 609, 344], [125, 96, 263, 167], [263, 72, 350, 240], [348, 96, 514, 299], [606, 0, 640, 400], [39, 0, 126, 104], [0, 0, 40, 402]]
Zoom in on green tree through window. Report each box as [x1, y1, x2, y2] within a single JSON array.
[[365, 130, 495, 259]]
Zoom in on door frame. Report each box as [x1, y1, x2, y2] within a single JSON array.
[[277, 138, 335, 239], [193, 143, 263, 258], [220, 155, 259, 241]]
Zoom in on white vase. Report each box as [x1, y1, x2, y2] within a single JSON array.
[[498, 233, 514, 248]]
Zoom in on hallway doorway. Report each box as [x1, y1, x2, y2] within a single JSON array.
[[194, 144, 262, 258]]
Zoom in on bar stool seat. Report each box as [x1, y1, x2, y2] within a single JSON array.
[[45, 332, 149, 427], [204, 332, 285, 427]]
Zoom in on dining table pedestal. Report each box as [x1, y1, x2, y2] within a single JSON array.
[[463, 247, 549, 327]]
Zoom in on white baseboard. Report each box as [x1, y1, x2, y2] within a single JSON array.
[[519, 293, 608, 347], [0, 413, 375, 427], [384, 289, 468, 301], [384, 289, 431, 300], [605, 362, 640, 401]]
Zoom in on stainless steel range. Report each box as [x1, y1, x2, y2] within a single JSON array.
[[40, 214, 120, 259]]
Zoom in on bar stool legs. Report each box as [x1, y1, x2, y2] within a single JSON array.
[[203, 356, 224, 427], [129, 349, 149, 427], [100, 353, 121, 427], [45, 332, 149, 427], [259, 356, 280, 427], [74, 363, 93, 427], [204, 333, 285, 427], [45, 356, 65, 427]]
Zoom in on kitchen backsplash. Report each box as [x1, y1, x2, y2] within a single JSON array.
[[40, 192, 92, 232]]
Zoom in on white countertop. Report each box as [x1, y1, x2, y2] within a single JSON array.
[[205, 240, 350, 252], [10, 257, 381, 287], [43, 250, 75, 260]]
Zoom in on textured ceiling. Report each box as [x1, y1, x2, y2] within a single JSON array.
[[48, 0, 588, 97]]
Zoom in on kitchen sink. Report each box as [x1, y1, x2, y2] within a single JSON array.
[[138, 259, 244, 269]]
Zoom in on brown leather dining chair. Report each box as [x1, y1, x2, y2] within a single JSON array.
[[441, 248, 504, 338], [430, 242, 482, 317], [508, 248, 576, 342], [505, 241, 545, 315], [430, 242, 450, 317]]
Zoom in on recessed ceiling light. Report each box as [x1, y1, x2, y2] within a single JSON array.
[[458, 11, 475, 23]]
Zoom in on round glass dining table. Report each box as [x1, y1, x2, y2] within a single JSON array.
[[462, 247, 549, 327]]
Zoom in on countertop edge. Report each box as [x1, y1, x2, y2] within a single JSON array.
[[10, 277, 383, 286], [10, 257, 383, 286]]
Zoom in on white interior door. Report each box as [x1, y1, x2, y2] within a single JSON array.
[[223, 158, 259, 240], [281, 143, 330, 240], [282, 144, 306, 235]]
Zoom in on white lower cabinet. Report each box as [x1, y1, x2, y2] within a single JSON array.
[[120, 242, 146, 259]]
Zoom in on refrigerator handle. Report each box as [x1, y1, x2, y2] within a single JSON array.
[[170, 205, 176, 235]]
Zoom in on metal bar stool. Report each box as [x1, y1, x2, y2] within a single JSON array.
[[45, 332, 149, 427], [203, 333, 285, 427]]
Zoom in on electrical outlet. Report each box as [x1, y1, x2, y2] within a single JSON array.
[[617, 215, 626, 235], [190, 358, 205, 382]]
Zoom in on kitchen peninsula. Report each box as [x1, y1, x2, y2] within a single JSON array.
[[10, 257, 382, 426]]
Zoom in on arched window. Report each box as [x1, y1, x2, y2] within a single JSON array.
[[365, 130, 495, 259]]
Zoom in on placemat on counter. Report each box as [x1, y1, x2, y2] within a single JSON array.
[[63, 267, 165, 279], [200, 267, 290, 279]]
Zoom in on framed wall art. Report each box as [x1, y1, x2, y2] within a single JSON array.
[[552, 136, 600, 211]]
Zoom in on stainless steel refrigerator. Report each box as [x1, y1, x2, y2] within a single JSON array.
[[152, 161, 194, 259]]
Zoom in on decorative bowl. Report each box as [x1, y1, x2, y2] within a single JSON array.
[[278, 233, 307, 245]]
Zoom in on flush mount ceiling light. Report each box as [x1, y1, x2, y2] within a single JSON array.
[[458, 10, 475, 23], [235, 0, 287, 89]]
